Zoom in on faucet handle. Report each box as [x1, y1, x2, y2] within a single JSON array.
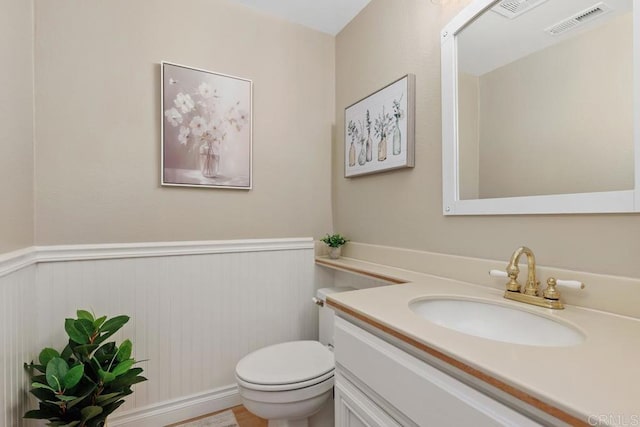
[[543, 277, 585, 300], [489, 269, 520, 292], [488, 269, 508, 278], [555, 279, 585, 290]]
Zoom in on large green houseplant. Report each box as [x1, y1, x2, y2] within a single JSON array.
[[24, 310, 147, 427]]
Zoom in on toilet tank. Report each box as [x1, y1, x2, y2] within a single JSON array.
[[316, 287, 355, 348]]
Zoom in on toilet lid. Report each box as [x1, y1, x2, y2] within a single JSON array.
[[235, 341, 334, 386]]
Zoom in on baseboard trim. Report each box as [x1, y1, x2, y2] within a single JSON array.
[[108, 384, 241, 427], [0, 238, 314, 278]]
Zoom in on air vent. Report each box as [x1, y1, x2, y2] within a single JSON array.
[[545, 2, 612, 36], [491, 0, 550, 19]]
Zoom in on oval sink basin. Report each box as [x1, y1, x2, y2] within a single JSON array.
[[409, 298, 584, 347]]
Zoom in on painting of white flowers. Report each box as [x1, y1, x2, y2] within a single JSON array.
[[162, 62, 252, 189], [344, 74, 415, 177]]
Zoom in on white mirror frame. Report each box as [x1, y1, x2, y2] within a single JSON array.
[[441, 0, 640, 215]]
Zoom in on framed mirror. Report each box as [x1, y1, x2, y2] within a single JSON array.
[[441, 0, 639, 215]]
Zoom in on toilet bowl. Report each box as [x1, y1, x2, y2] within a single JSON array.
[[235, 287, 354, 427]]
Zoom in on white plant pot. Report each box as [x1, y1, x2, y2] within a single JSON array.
[[328, 247, 341, 259]]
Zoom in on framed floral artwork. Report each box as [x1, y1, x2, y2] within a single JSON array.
[[161, 62, 252, 189], [344, 74, 415, 177]]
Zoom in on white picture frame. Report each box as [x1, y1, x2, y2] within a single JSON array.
[[344, 74, 415, 178], [161, 62, 253, 189]]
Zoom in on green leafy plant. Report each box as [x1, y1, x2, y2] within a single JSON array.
[[320, 233, 349, 248], [24, 310, 147, 427]]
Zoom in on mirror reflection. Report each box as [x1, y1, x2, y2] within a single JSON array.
[[457, 0, 633, 200]]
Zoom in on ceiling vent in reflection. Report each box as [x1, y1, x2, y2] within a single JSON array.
[[545, 2, 613, 36], [491, 0, 550, 19]]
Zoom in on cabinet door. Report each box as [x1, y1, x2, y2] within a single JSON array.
[[335, 317, 542, 427], [335, 374, 402, 427]]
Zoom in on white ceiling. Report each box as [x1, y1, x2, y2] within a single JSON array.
[[230, 0, 371, 35], [458, 0, 633, 76]]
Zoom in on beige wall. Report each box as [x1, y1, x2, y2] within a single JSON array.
[[0, 0, 34, 254], [34, 0, 334, 245], [477, 13, 633, 198], [457, 72, 479, 200], [335, 0, 640, 278]]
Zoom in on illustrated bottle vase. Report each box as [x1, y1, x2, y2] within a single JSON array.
[[358, 138, 367, 165], [378, 136, 387, 161], [199, 143, 221, 178], [365, 134, 372, 162], [392, 122, 401, 155], [348, 141, 356, 167]]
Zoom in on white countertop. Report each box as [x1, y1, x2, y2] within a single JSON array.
[[322, 257, 640, 425]]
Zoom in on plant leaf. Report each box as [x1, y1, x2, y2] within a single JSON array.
[[72, 343, 99, 359], [116, 339, 132, 362], [80, 405, 103, 422], [66, 383, 97, 409], [109, 374, 147, 389], [94, 394, 122, 407], [24, 409, 52, 419], [93, 315, 107, 329], [76, 310, 94, 322], [38, 348, 60, 366], [98, 369, 116, 384], [74, 319, 96, 341], [100, 399, 125, 419], [93, 315, 129, 344], [65, 319, 88, 344], [31, 382, 56, 392], [30, 386, 56, 401], [62, 364, 84, 389], [59, 422, 81, 427], [93, 342, 116, 364], [93, 315, 129, 346], [100, 315, 129, 333], [29, 364, 47, 374], [31, 374, 47, 384], [46, 358, 69, 391], [55, 395, 78, 402], [94, 392, 122, 403], [29, 401, 63, 419], [61, 343, 73, 360], [112, 359, 135, 377]]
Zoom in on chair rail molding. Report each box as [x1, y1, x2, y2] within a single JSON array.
[[0, 237, 314, 278]]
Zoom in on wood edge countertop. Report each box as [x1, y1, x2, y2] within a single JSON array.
[[316, 256, 591, 426], [326, 298, 587, 426]]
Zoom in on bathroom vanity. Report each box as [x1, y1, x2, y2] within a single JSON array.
[[320, 257, 640, 427], [333, 317, 540, 426]]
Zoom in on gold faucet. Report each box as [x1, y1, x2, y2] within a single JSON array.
[[490, 247, 586, 309], [505, 246, 539, 296], [502, 246, 565, 309]]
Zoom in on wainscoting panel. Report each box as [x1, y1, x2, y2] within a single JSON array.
[[1, 238, 317, 426], [0, 265, 36, 427]]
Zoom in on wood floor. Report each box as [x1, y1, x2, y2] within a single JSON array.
[[168, 405, 267, 427]]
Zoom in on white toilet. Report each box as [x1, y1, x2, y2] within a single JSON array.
[[235, 287, 354, 427]]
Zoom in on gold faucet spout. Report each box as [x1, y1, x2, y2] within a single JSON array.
[[506, 246, 538, 296]]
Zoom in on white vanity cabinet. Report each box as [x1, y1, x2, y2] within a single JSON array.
[[333, 317, 541, 427]]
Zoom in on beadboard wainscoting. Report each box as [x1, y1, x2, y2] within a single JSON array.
[[0, 238, 319, 427], [0, 265, 36, 427]]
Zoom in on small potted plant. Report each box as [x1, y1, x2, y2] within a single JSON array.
[[24, 310, 147, 427], [320, 233, 349, 259]]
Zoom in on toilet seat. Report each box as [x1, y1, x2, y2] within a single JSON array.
[[235, 340, 334, 391], [237, 369, 334, 392]]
